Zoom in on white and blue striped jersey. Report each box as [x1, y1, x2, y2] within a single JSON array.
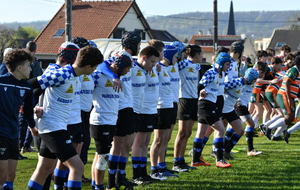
[[178, 59, 201, 99], [222, 77, 245, 113], [238, 84, 255, 107], [90, 70, 120, 125], [199, 66, 219, 103], [79, 74, 94, 112], [157, 63, 173, 109], [67, 77, 81, 125], [225, 59, 239, 82], [140, 69, 159, 114], [217, 71, 226, 96], [168, 63, 180, 103], [131, 62, 146, 114], [99, 51, 134, 110], [37, 64, 77, 134]]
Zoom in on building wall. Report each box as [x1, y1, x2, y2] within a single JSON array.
[[109, 7, 151, 40]]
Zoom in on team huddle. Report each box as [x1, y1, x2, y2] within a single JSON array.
[[0, 31, 300, 190]]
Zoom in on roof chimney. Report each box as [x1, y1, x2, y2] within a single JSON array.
[[199, 30, 203, 35]]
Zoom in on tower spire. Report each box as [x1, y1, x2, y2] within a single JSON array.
[[227, 0, 236, 35]]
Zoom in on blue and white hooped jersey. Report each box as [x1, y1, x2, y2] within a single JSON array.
[[37, 64, 77, 134], [90, 71, 120, 125], [140, 69, 159, 114], [157, 63, 173, 109], [222, 77, 245, 113], [79, 74, 94, 112], [199, 66, 219, 103], [178, 59, 201, 99], [168, 63, 180, 103], [131, 62, 146, 114]]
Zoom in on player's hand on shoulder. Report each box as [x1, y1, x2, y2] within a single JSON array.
[[113, 78, 122, 92]]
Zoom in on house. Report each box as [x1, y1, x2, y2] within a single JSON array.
[[254, 37, 271, 51], [188, 34, 256, 64], [34, 0, 179, 67], [268, 29, 300, 55]]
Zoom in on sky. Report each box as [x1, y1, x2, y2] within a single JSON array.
[[0, 0, 299, 23]]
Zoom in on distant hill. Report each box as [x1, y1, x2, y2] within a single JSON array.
[[1, 10, 299, 41], [0, 21, 48, 32], [146, 10, 300, 41]]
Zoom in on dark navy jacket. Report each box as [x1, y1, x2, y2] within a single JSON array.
[[0, 72, 35, 139]]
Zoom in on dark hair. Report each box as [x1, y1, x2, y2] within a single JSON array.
[[139, 46, 160, 59], [292, 51, 300, 57], [185, 45, 202, 58], [286, 53, 295, 61], [75, 46, 103, 68], [266, 48, 275, 56], [280, 44, 291, 53], [4, 49, 32, 72], [256, 50, 268, 59], [147, 39, 165, 52], [254, 61, 267, 73], [271, 57, 282, 65], [294, 55, 300, 66], [26, 41, 37, 52], [215, 46, 229, 55]]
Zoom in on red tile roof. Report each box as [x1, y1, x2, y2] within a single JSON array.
[[35, 1, 140, 54]]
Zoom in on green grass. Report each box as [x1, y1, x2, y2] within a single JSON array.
[[15, 122, 300, 190]]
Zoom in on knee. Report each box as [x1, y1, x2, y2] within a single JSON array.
[[95, 154, 109, 171]]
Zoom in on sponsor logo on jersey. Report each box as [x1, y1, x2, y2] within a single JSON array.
[[65, 84, 73, 93], [188, 68, 194, 72], [171, 66, 176, 73], [236, 89, 241, 94], [163, 71, 168, 77], [235, 67, 238, 71], [105, 79, 113, 87], [20, 89, 25, 97], [216, 80, 219, 84], [136, 70, 142, 76], [83, 75, 90, 81], [4, 87, 7, 91], [150, 72, 156, 77], [66, 140, 72, 144]]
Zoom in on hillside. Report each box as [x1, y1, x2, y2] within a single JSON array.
[[1, 10, 299, 41], [146, 10, 300, 41]]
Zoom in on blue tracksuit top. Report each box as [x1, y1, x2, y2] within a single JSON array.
[[0, 72, 35, 139]]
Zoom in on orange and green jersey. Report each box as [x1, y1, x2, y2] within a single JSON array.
[[252, 66, 274, 94], [281, 63, 288, 72], [278, 66, 300, 99], [265, 70, 285, 94]]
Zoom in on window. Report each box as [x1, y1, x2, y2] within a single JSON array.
[[113, 28, 125, 39], [275, 42, 286, 49], [134, 29, 145, 40], [53, 29, 65, 37]]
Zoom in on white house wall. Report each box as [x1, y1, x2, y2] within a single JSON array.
[[108, 7, 151, 40]]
